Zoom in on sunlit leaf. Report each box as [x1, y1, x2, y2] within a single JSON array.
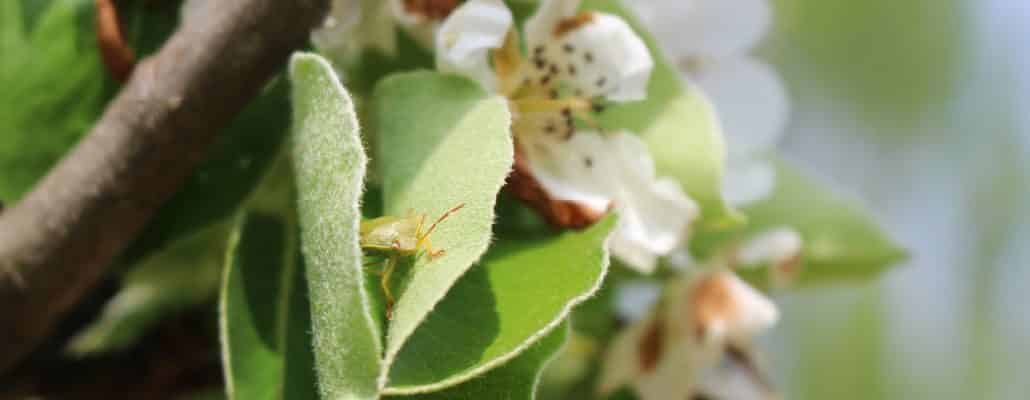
[[384, 217, 615, 394], [370, 71, 514, 389], [389, 323, 570, 400]]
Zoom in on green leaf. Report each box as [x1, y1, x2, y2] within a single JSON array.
[[370, 71, 513, 388], [220, 212, 318, 400], [0, 0, 113, 201], [388, 323, 571, 400], [583, 0, 742, 229], [696, 157, 906, 285], [66, 222, 227, 356], [384, 217, 616, 394], [290, 52, 383, 400]]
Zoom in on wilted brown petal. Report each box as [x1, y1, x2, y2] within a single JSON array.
[[403, 0, 461, 21]]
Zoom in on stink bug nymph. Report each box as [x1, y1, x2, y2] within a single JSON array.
[[359, 203, 464, 319]]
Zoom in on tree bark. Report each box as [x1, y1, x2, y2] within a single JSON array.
[[0, 0, 328, 373]]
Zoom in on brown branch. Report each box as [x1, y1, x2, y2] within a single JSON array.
[[0, 0, 328, 373]]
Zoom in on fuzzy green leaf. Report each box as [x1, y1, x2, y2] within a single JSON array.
[[220, 212, 318, 400], [389, 323, 570, 400], [696, 157, 906, 285], [290, 52, 382, 400], [583, 0, 742, 229], [370, 71, 514, 388], [384, 217, 616, 394]]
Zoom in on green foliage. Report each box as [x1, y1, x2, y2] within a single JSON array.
[[66, 223, 227, 355], [0, 0, 112, 201], [694, 157, 906, 285], [773, 0, 962, 121], [290, 53, 383, 400], [220, 212, 318, 400], [370, 71, 515, 388], [584, 0, 743, 229], [384, 217, 616, 393], [389, 323, 570, 400]]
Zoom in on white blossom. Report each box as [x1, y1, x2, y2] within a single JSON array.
[[312, 0, 398, 66], [600, 268, 779, 399], [629, 0, 790, 207], [436, 0, 696, 272]]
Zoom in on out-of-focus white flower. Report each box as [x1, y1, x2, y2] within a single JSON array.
[[736, 226, 804, 286], [628, 0, 790, 207], [312, 0, 397, 66], [599, 268, 779, 399], [436, 0, 698, 272], [613, 279, 664, 324], [390, 0, 464, 48], [313, 0, 464, 67]]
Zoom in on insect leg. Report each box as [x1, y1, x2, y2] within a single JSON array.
[[382, 255, 398, 319]]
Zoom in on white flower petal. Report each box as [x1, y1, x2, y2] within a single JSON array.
[[691, 57, 790, 160], [737, 227, 803, 268], [389, 0, 441, 48], [613, 280, 663, 323], [435, 0, 513, 91], [688, 270, 778, 345], [524, 0, 582, 47], [723, 158, 776, 207], [632, 0, 771, 59], [522, 131, 698, 272], [527, 13, 653, 102], [313, 0, 397, 60], [311, 0, 362, 54], [694, 346, 778, 400]]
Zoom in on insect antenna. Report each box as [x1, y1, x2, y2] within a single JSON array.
[[419, 203, 465, 242]]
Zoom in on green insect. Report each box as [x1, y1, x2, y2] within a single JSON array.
[[360, 203, 464, 319]]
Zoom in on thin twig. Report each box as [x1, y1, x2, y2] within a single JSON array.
[[0, 0, 328, 373]]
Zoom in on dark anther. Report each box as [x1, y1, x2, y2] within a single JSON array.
[[584, 157, 593, 167], [568, 64, 577, 75], [540, 75, 552, 85], [534, 58, 546, 70], [584, 52, 594, 63], [591, 102, 606, 113], [534, 45, 545, 54], [544, 124, 556, 134], [595, 76, 607, 87], [549, 64, 560, 75], [563, 43, 575, 53], [561, 108, 572, 117], [549, 89, 559, 99]]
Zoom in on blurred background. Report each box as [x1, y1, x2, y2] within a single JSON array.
[[762, 0, 1029, 398]]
